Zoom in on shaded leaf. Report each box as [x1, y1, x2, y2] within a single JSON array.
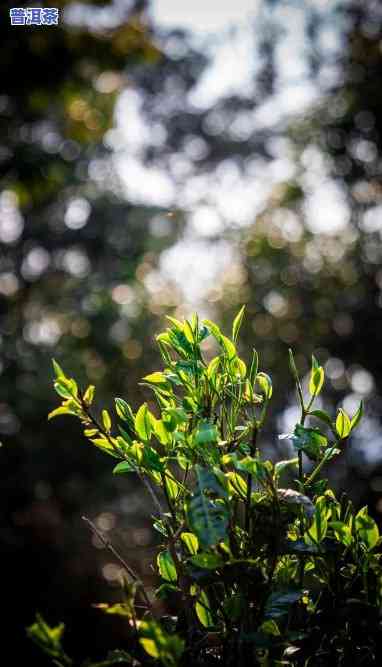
[[186, 466, 229, 548]]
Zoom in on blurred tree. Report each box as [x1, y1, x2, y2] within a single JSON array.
[[211, 0, 382, 510], [0, 1, 180, 662], [4, 0, 382, 662]]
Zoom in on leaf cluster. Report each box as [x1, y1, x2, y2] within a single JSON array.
[[33, 308, 382, 666]]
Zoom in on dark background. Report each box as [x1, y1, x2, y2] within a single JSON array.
[[2, 0, 382, 663]]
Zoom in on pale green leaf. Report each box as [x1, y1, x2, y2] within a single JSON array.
[[336, 408, 351, 439], [232, 305, 245, 342], [135, 403, 152, 441], [157, 550, 178, 583], [180, 532, 199, 555]]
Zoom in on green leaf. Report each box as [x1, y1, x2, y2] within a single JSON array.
[[350, 401, 363, 432], [90, 437, 119, 458], [225, 471, 247, 498], [113, 461, 136, 475], [180, 532, 199, 555], [94, 602, 133, 618], [195, 589, 214, 628], [207, 356, 220, 381], [259, 620, 281, 637], [135, 403, 152, 441], [274, 458, 299, 480], [309, 410, 333, 429], [26, 613, 70, 663], [48, 406, 75, 420], [102, 409, 112, 433], [165, 473, 181, 501], [223, 595, 245, 622], [142, 446, 164, 473], [186, 466, 229, 548], [166, 316, 184, 330], [183, 319, 194, 344], [307, 499, 328, 544], [309, 356, 324, 397], [330, 521, 353, 546], [139, 620, 184, 667], [83, 384, 95, 406], [336, 408, 351, 439], [288, 349, 300, 384], [190, 553, 224, 569], [84, 428, 98, 437], [52, 358, 65, 380], [223, 453, 269, 482], [142, 372, 169, 389], [202, 319, 222, 341], [291, 424, 327, 461], [115, 398, 135, 427], [152, 418, 171, 446], [249, 348, 259, 386], [264, 589, 302, 620], [232, 305, 245, 342], [220, 335, 237, 361], [195, 421, 218, 446], [54, 378, 78, 400], [256, 372, 273, 399], [157, 551, 178, 583], [355, 507, 380, 550]]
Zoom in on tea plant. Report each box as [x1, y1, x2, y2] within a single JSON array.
[[29, 309, 382, 666]]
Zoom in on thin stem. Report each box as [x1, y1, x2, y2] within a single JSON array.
[[79, 394, 165, 517], [245, 425, 258, 539], [137, 470, 164, 516], [82, 515, 154, 614], [245, 473, 252, 536], [161, 471, 177, 525]]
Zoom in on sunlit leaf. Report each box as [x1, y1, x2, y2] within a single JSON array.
[[355, 506, 380, 550], [232, 305, 245, 342], [180, 532, 199, 555], [274, 458, 299, 480], [157, 551, 178, 583], [135, 403, 152, 441], [195, 589, 214, 628], [115, 398, 135, 428], [113, 460, 135, 475], [350, 401, 364, 432], [83, 385, 95, 406], [256, 372, 273, 399], [309, 356, 324, 397], [52, 358, 65, 380], [336, 408, 351, 439], [139, 620, 184, 666], [102, 409, 112, 433]]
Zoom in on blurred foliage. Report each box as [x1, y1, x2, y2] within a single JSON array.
[[2, 0, 382, 662], [0, 1, 180, 663], [211, 0, 382, 507]]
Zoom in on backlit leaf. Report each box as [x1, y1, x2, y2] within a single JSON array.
[[336, 409, 351, 439], [157, 551, 177, 583], [135, 403, 152, 441], [180, 532, 199, 555], [232, 305, 245, 342]]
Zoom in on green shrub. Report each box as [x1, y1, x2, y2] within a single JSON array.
[[29, 308, 382, 666]]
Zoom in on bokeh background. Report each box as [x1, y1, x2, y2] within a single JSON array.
[[2, 0, 382, 662]]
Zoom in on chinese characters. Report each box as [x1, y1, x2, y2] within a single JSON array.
[[10, 7, 59, 25]]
